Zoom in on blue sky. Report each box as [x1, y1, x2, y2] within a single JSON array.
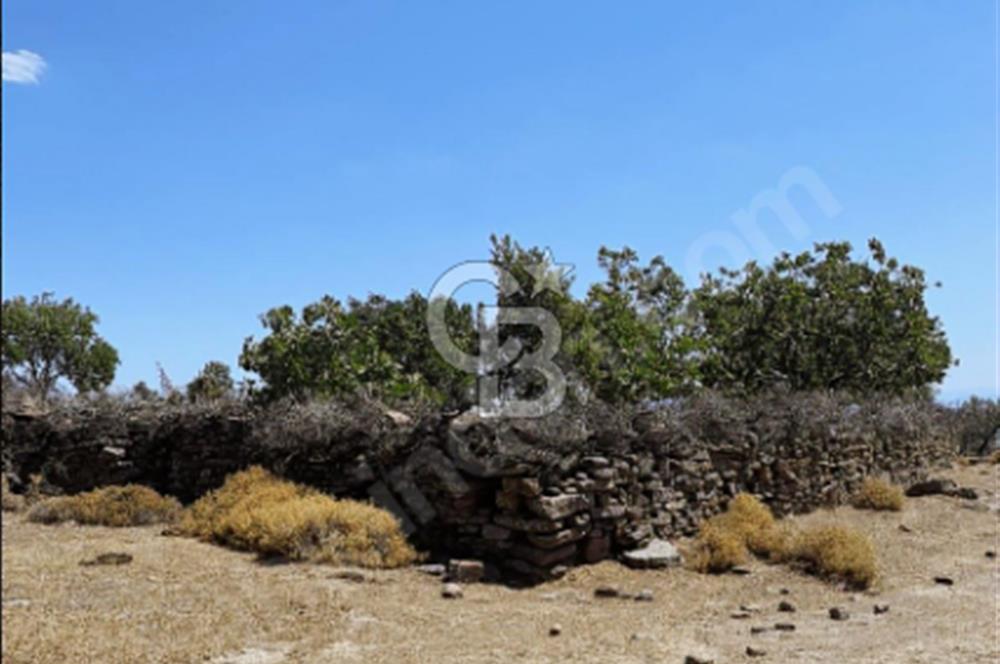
[[2, 1, 996, 402]]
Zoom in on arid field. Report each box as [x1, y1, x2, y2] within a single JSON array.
[[3, 463, 998, 664]]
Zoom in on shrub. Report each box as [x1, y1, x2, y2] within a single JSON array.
[[686, 522, 750, 573], [177, 465, 309, 545], [186, 361, 235, 402], [686, 493, 789, 572], [692, 239, 953, 397], [788, 525, 876, 589], [852, 477, 904, 512], [26, 484, 181, 526], [948, 397, 1000, 455], [179, 466, 416, 569], [687, 493, 874, 588]]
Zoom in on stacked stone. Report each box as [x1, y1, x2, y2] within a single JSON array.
[[1, 395, 957, 583]]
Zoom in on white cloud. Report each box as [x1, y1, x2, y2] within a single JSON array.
[[3, 50, 47, 84]]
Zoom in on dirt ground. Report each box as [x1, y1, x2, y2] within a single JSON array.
[[3, 463, 998, 664]]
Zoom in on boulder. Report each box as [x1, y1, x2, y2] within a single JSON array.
[[621, 538, 681, 569], [447, 559, 484, 583], [905, 478, 957, 497], [441, 583, 463, 599]]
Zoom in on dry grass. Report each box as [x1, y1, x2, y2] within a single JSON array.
[[787, 525, 877, 589], [685, 524, 748, 572], [2, 462, 996, 664], [26, 485, 181, 527], [990, 450, 1000, 464], [687, 492, 875, 588], [178, 466, 416, 568], [852, 477, 905, 512], [685, 493, 790, 572]]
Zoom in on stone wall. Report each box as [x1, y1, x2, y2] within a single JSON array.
[[1, 393, 955, 581]]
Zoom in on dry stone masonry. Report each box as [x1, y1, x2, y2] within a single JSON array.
[[2, 393, 954, 582]]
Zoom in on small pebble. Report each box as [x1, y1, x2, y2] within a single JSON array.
[[779, 588, 790, 595], [778, 600, 796, 613], [594, 585, 620, 598], [774, 623, 796, 632], [634, 589, 654, 602], [873, 604, 890, 615], [750, 626, 769, 635], [933, 576, 954, 586], [549, 624, 562, 636], [985, 550, 996, 559], [746, 646, 767, 657], [417, 564, 446, 576], [828, 607, 849, 621]]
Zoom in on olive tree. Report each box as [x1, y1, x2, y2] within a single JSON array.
[[239, 292, 476, 405], [1, 293, 119, 401], [691, 239, 953, 396]]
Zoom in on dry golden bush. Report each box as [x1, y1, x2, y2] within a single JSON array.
[[26, 484, 182, 527], [686, 493, 789, 572], [852, 477, 905, 512], [788, 524, 876, 588], [685, 522, 749, 572], [178, 465, 310, 547], [179, 466, 416, 569], [687, 493, 875, 588]]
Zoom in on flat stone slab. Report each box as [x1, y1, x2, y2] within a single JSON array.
[[621, 538, 682, 569]]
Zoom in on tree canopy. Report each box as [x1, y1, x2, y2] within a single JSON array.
[[237, 236, 955, 405], [1, 293, 119, 401], [692, 239, 953, 397], [239, 292, 477, 405], [186, 361, 235, 402]]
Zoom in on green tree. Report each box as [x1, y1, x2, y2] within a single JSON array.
[[691, 239, 953, 396], [576, 247, 701, 402], [186, 361, 235, 402], [1, 293, 119, 401], [488, 237, 701, 403], [130, 381, 160, 402], [239, 293, 477, 405]]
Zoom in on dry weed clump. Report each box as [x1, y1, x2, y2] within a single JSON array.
[[27, 485, 182, 527], [787, 525, 876, 589], [686, 494, 790, 572], [178, 466, 416, 568], [990, 450, 1000, 465], [687, 493, 876, 588], [851, 477, 905, 512]]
